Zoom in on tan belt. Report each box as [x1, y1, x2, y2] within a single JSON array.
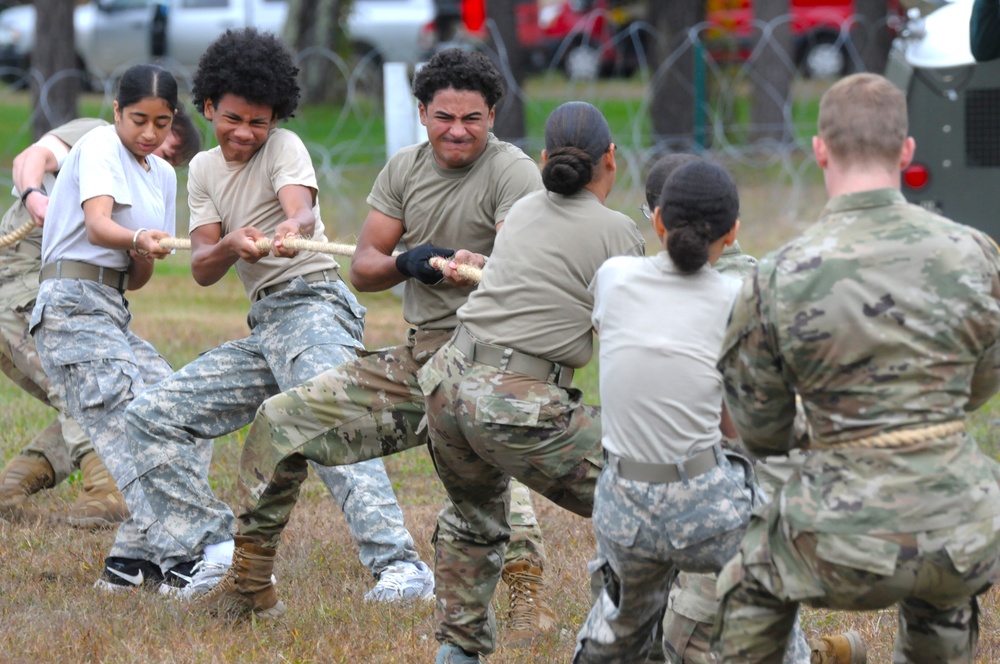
[[452, 324, 574, 388], [15, 241, 42, 259], [39, 260, 128, 293], [257, 269, 340, 301], [606, 446, 721, 484], [811, 420, 965, 450]]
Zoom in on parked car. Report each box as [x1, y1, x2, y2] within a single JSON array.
[[0, 0, 435, 84], [886, 0, 1000, 238]]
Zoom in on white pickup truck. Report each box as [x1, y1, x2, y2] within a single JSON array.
[[0, 0, 434, 83]]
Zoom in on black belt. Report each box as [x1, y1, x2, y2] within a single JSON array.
[[606, 446, 721, 483], [39, 260, 128, 293], [257, 269, 340, 300], [452, 324, 574, 388]]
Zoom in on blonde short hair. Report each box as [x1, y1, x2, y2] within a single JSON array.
[[817, 73, 908, 166]]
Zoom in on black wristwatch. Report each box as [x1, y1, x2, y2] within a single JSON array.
[[20, 187, 45, 205]]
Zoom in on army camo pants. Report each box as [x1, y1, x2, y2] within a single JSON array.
[[573, 450, 755, 664], [420, 341, 603, 656], [716, 501, 1000, 663], [0, 249, 88, 481], [31, 278, 206, 571], [235, 326, 545, 568], [127, 278, 422, 577]]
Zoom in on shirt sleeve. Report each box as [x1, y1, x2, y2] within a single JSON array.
[[492, 157, 542, 225], [78, 130, 131, 209], [187, 156, 223, 232], [717, 262, 799, 455], [268, 130, 319, 197], [366, 150, 407, 221]]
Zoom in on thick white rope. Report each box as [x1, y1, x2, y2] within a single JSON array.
[[0, 219, 37, 249], [159, 236, 483, 283], [1, 222, 485, 283]]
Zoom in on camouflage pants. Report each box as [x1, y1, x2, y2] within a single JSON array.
[[573, 449, 754, 664], [0, 249, 88, 481], [715, 502, 1000, 663], [661, 449, 811, 664], [31, 279, 205, 571], [235, 326, 545, 566], [126, 278, 421, 576], [420, 341, 602, 656]]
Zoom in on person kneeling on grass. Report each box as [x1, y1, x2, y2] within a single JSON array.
[[573, 160, 755, 663]]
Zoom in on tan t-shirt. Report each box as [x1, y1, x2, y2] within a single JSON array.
[[0, 118, 109, 252], [459, 188, 645, 368], [188, 128, 338, 303], [367, 135, 541, 330]]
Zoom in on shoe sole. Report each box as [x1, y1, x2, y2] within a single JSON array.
[[94, 579, 141, 593], [255, 600, 286, 619]]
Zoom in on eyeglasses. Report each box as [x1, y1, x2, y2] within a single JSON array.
[[639, 203, 651, 220]]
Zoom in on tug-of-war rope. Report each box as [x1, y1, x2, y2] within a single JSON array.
[[0, 219, 483, 283]]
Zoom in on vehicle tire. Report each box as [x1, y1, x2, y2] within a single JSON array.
[[563, 42, 602, 81], [799, 31, 847, 79]]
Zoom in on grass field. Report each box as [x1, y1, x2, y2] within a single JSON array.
[[2, 248, 1000, 662]]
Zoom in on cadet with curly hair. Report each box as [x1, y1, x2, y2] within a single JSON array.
[[125, 27, 432, 603], [194, 47, 554, 629]]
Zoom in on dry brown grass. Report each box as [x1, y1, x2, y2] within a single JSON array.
[[3, 241, 1000, 663]]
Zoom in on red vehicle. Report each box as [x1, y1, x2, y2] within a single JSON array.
[[431, 0, 642, 79], [706, 0, 904, 78], [430, 0, 900, 80]]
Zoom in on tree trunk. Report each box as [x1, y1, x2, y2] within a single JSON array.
[[486, 0, 530, 143], [32, 0, 78, 139], [648, 0, 705, 151], [750, 0, 793, 143], [853, 0, 892, 74], [283, 0, 352, 104]]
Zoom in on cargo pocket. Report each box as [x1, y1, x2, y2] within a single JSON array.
[[475, 395, 542, 427], [64, 359, 142, 416], [814, 532, 900, 577], [943, 517, 1000, 575], [416, 350, 447, 398]]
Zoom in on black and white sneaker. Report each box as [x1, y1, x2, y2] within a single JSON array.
[[158, 559, 200, 597], [93, 557, 163, 593]]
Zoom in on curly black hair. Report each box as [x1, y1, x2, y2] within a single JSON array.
[[191, 28, 300, 120], [412, 48, 505, 109]]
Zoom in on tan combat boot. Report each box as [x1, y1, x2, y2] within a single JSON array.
[[194, 536, 286, 619], [68, 451, 129, 529], [501, 560, 557, 643], [0, 453, 55, 521], [809, 630, 867, 664]]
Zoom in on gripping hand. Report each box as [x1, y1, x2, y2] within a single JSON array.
[[395, 243, 456, 285]]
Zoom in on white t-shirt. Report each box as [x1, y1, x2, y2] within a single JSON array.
[[41, 124, 176, 270], [590, 252, 742, 464]]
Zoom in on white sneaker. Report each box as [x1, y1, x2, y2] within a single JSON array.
[[160, 559, 230, 600], [364, 560, 435, 602]]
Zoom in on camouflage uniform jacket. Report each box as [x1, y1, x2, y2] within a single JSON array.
[[719, 188, 1000, 535]]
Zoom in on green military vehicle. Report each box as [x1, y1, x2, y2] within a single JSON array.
[[886, 0, 1000, 239]]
